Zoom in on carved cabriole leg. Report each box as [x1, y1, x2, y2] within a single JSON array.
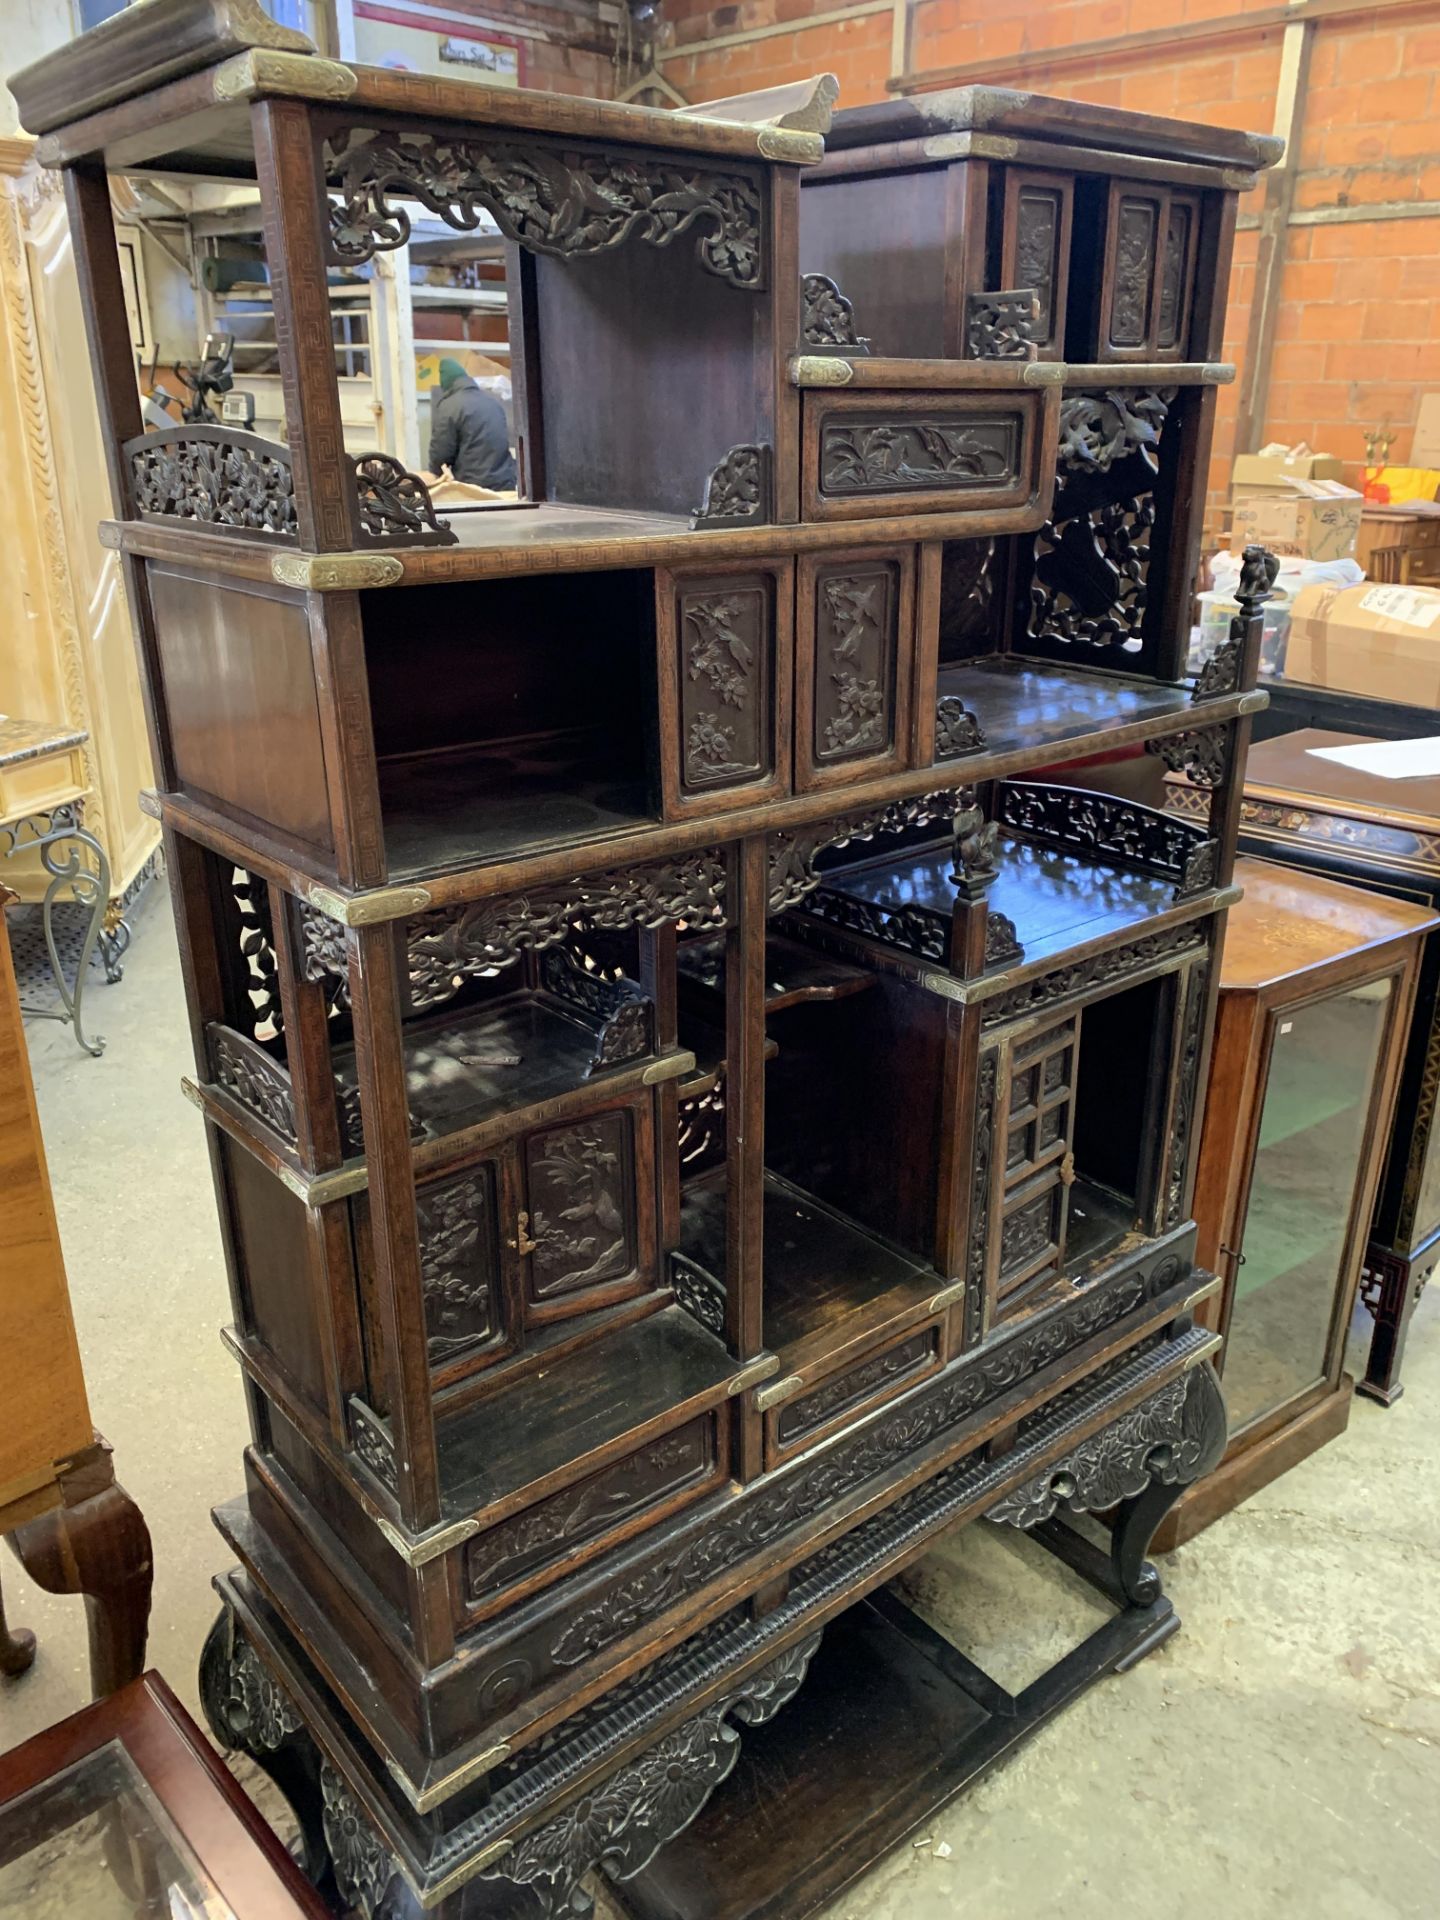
[[199, 1608, 330, 1883], [986, 1364, 1228, 1605], [7, 1442, 152, 1697], [478, 1634, 823, 1920]]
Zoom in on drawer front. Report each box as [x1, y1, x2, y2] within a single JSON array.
[[992, 1018, 1079, 1319], [765, 1322, 942, 1466], [998, 168, 1073, 361], [520, 1096, 656, 1323], [801, 389, 1044, 522], [657, 563, 794, 820], [461, 1408, 726, 1619], [796, 547, 916, 792]]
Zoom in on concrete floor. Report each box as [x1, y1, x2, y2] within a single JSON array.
[[4, 883, 1439, 1918]]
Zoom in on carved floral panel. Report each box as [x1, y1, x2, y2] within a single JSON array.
[[1107, 194, 1160, 351], [818, 412, 1020, 499], [677, 578, 772, 794], [419, 1162, 502, 1366], [1013, 185, 1064, 346], [524, 1111, 637, 1301], [1156, 196, 1197, 354], [811, 562, 898, 766]]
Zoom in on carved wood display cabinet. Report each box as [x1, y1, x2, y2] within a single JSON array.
[[16, 14, 1280, 1918]]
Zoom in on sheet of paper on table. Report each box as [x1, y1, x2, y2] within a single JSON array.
[[1308, 736, 1440, 780]]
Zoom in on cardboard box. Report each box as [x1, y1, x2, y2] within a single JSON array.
[[1230, 478, 1363, 561], [1232, 449, 1345, 488], [1284, 580, 1440, 704]]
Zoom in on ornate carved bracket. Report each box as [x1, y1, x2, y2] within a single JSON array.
[[199, 1613, 305, 1758], [998, 781, 1218, 899], [348, 1396, 398, 1495], [801, 272, 870, 352], [326, 128, 765, 290], [321, 1762, 401, 1920], [935, 695, 987, 760], [966, 288, 1039, 360], [478, 1635, 821, 1918], [124, 425, 298, 539], [692, 443, 771, 527], [1146, 722, 1230, 790], [767, 789, 968, 912], [349, 452, 455, 547], [985, 1361, 1226, 1529], [670, 1249, 728, 1337]]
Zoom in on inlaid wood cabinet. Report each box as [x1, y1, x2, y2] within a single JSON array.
[[17, 11, 1280, 1916]]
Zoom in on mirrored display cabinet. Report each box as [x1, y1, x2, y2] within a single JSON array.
[[17, 11, 1278, 1915], [1152, 857, 1436, 1552]]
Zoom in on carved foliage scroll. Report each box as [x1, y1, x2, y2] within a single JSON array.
[[678, 580, 771, 791], [478, 1637, 820, 1918], [207, 1024, 298, 1145], [813, 563, 897, 764], [999, 781, 1217, 897], [349, 452, 455, 547], [768, 789, 966, 912], [693, 444, 770, 527], [965, 289, 1039, 360], [1030, 389, 1175, 659], [125, 426, 297, 539], [327, 128, 765, 290]]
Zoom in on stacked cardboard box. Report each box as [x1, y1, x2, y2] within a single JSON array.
[[1230, 450, 1362, 561]]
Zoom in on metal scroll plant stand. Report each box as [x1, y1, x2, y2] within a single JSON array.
[[1, 802, 127, 1056]]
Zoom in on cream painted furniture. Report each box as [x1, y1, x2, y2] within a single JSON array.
[[0, 138, 158, 940]]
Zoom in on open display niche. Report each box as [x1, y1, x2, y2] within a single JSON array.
[[362, 573, 661, 874]]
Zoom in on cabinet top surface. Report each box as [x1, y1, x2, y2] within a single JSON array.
[[1246, 729, 1440, 831], [17, 0, 831, 167], [1221, 855, 1440, 992], [824, 86, 1283, 172]]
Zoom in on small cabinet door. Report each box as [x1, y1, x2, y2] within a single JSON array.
[[1097, 180, 1169, 363], [796, 546, 915, 792], [997, 167, 1073, 362], [993, 1018, 1079, 1315], [416, 1156, 510, 1381], [518, 1093, 656, 1324], [657, 562, 793, 820], [1155, 191, 1201, 361]]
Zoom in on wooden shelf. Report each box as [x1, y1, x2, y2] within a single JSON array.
[[938, 656, 1197, 765]]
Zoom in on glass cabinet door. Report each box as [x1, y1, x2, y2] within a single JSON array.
[[1223, 977, 1393, 1432]]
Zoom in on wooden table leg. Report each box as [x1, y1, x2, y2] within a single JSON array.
[[6, 1437, 152, 1697]]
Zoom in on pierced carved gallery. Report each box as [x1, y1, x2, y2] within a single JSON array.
[[1, 3, 1437, 1918]]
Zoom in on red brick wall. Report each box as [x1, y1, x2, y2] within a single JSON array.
[[655, 1, 1440, 506]]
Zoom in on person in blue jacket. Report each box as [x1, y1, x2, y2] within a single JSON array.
[[426, 356, 516, 489]]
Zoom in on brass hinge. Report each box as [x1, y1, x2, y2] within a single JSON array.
[[508, 1210, 539, 1258], [1059, 1150, 1076, 1189]]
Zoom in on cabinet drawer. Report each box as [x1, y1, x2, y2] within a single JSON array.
[[763, 1322, 942, 1466], [657, 562, 793, 820], [800, 388, 1045, 522], [460, 1406, 727, 1621], [795, 546, 916, 793]]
